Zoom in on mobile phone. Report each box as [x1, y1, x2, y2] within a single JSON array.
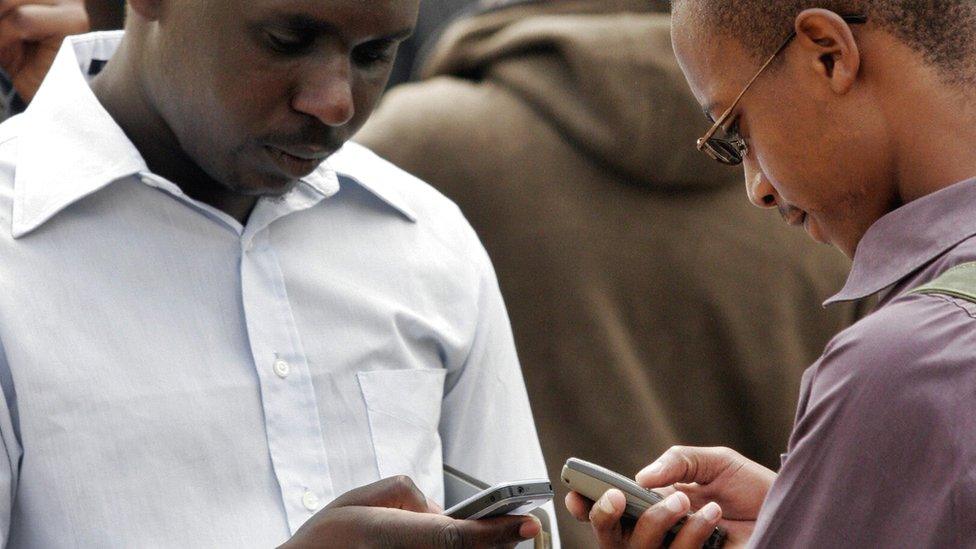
[[562, 457, 726, 549], [444, 465, 554, 548], [443, 465, 553, 520]]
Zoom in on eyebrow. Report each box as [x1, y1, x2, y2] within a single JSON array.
[[381, 27, 416, 42], [703, 104, 718, 123]]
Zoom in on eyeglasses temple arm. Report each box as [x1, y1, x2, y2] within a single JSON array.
[[698, 15, 868, 150], [699, 32, 796, 146], [698, 14, 866, 148]]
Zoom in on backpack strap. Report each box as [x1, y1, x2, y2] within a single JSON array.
[[909, 261, 976, 304]]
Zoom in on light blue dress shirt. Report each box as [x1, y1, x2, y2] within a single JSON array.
[[0, 32, 556, 547]]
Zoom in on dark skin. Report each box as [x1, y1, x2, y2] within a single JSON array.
[[569, 6, 976, 548], [282, 476, 539, 549], [671, 8, 976, 258], [91, 0, 415, 224], [88, 1, 541, 546], [564, 447, 774, 548], [84, 0, 124, 30]]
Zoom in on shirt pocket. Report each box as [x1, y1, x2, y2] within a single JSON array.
[[357, 368, 447, 504]]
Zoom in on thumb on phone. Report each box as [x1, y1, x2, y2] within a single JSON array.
[[326, 475, 432, 513], [402, 513, 540, 547]]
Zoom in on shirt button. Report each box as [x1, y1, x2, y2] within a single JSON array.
[[273, 359, 291, 379], [302, 490, 320, 511]]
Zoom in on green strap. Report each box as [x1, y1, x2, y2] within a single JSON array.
[[909, 261, 976, 303]]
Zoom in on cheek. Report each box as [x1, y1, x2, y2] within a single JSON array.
[[750, 141, 819, 205], [162, 70, 278, 183], [215, 70, 289, 135], [347, 68, 391, 131], [201, 29, 301, 135], [749, 118, 847, 208], [749, 95, 834, 177]]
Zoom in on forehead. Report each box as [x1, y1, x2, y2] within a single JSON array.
[[223, 0, 420, 36], [670, 4, 758, 118]]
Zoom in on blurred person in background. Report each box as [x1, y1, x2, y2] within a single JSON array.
[[0, 0, 88, 120], [387, 0, 477, 88], [85, 0, 124, 30], [355, 0, 862, 545]]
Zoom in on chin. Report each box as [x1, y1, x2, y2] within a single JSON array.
[[228, 173, 301, 198], [803, 215, 829, 245]]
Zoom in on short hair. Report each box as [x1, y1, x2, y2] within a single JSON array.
[[673, 0, 976, 85], [480, 0, 670, 13]]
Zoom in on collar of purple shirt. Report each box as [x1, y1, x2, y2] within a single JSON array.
[[825, 177, 976, 306]]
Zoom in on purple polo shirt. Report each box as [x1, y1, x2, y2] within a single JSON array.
[[750, 178, 976, 547]]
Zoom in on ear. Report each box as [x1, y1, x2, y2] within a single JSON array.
[[794, 8, 861, 95], [127, 0, 163, 21]]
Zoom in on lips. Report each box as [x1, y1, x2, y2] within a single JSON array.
[[263, 144, 330, 178]]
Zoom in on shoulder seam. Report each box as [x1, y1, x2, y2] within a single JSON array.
[[929, 293, 976, 321]]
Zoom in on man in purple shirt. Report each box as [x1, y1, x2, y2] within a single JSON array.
[[566, 1, 976, 547]]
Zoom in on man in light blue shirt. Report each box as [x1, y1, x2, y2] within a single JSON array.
[[0, 0, 554, 546]]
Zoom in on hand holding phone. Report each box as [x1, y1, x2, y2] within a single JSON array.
[[282, 476, 538, 549], [562, 457, 726, 548]]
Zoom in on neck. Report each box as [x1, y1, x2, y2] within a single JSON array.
[[874, 37, 976, 203], [89, 35, 257, 224]]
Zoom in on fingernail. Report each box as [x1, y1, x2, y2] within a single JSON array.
[[519, 516, 541, 539], [664, 493, 684, 513], [637, 461, 664, 481], [598, 492, 616, 514], [702, 502, 721, 521]]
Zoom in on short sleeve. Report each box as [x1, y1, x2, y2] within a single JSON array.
[[750, 294, 976, 547]]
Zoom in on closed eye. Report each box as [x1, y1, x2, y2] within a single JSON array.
[[721, 117, 746, 141], [726, 117, 740, 135], [264, 29, 315, 55], [352, 39, 399, 67]]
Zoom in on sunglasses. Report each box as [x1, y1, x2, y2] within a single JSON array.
[[696, 14, 868, 166]]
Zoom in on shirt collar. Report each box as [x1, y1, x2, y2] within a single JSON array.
[[330, 142, 418, 223], [12, 32, 146, 238], [825, 177, 976, 305]]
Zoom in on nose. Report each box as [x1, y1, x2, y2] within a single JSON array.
[[743, 158, 778, 209], [291, 56, 355, 127]]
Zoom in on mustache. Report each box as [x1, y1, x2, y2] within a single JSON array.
[[778, 204, 805, 225], [263, 126, 349, 154]]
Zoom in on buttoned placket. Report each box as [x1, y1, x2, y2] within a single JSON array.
[[140, 172, 338, 534], [240, 187, 337, 534]]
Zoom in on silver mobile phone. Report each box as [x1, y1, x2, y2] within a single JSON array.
[[443, 465, 553, 520], [562, 457, 726, 548], [444, 465, 554, 548]]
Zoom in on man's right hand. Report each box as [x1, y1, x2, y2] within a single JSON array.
[[565, 446, 777, 548], [280, 475, 541, 549]]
